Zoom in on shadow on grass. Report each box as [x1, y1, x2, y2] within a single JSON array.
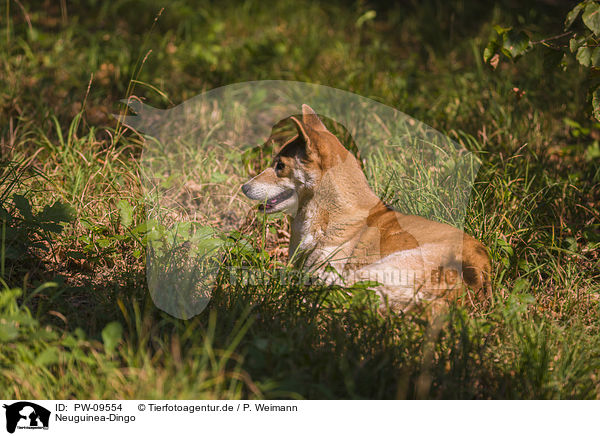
[[21, 243, 598, 399]]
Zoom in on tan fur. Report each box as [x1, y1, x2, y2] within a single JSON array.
[[242, 104, 491, 312]]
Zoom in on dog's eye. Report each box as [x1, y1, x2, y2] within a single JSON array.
[[275, 161, 285, 171]]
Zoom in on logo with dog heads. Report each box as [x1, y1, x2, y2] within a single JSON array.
[[3, 402, 50, 433]]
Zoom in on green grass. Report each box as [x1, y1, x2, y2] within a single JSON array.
[[1, 0, 599, 399]]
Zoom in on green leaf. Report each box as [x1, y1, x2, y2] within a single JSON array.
[[497, 238, 514, 257], [565, 2, 585, 30], [517, 259, 530, 273], [593, 47, 600, 65], [493, 25, 511, 35], [193, 237, 223, 256], [576, 45, 593, 66], [483, 26, 505, 63], [586, 141, 600, 159], [0, 323, 19, 342], [502, 30, 531, 59], [117, 199, 134, 228], [35, 347, 59, 366], [513, 278, 530, 293], [563, 236, 578, 252], [592, 87, 600, 122], [96, 238, 112, 248], [569, 35, 587, 53], [576, 45, 600, 66], [583, 2, 600, 35], [483, 46, 494, 63], [102, 321, 123, 355], [132, 221, 149, 234]]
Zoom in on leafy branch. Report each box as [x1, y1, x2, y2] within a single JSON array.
[[484, 0, 600, 120]]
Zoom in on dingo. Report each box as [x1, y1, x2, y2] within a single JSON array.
[[242, 105, 491, 312]]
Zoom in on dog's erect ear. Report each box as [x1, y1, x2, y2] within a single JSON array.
[[289, 115, 318, 160], [301, 104, 328, 132], [289, 115, 312, 148]]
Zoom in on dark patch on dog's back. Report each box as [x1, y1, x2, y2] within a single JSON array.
[[366, 201, 419, 258]]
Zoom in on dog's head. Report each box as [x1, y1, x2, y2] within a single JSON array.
[[242, 104, 356, 215]]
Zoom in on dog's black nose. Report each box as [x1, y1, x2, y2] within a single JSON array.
[[241, 184, 250, 196]]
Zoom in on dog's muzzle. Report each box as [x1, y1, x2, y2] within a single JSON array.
[[241, 183, 251, 197]]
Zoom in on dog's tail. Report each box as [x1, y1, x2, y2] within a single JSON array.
[[461, 245, 492, 299]]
